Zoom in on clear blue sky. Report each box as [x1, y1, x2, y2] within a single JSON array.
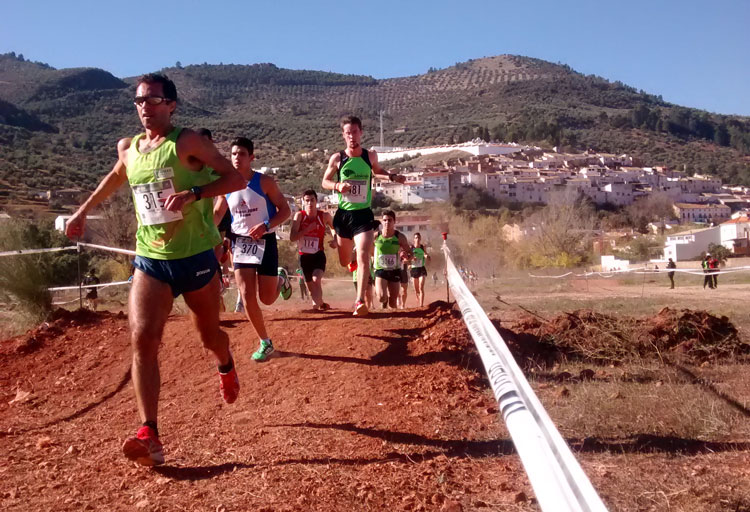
[[2, 0, 748, 115]]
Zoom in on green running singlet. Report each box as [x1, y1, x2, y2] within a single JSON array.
[[374, 232, 401, 271], [411, 246, 426, 268], [337, 150, 372, 211], [126, 127, 220, 260]]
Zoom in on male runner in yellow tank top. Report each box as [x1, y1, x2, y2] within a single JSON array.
[[65, 74, 245, 466]]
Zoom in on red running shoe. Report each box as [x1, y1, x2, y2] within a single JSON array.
[[122, 426, 164, 466], [347, 261, 358, 273], [219, 367, 240, 404], [353, 300, 368, 317]]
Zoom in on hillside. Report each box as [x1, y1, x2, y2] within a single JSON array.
[[0, 52, 749, 209]]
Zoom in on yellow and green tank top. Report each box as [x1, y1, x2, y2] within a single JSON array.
[[126, 127, 220, 259], [337, 149, 372, 211]]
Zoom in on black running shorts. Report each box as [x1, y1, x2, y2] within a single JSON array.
[[333, 208, 375, 240], [299, 250, 326, 282]]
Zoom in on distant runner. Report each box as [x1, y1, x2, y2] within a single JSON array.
[[410, 232, 430, 307], [295, 268, 309, 301], [65, 73, 245, 466], [321, 115, 405, 316], [398, 259, 409, 309], [373, 210, 412, 309], [289, 190, 336, 310], [214, 137, 292, 362]]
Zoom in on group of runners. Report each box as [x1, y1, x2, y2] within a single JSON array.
[[64, 74, 432, 467]]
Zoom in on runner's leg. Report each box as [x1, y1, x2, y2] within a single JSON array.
[[418, 275, 426, 306], [308, 268, 324, 307], [258, 274, 283, 305], [337, 235, 354, 267], [375, 277, 389, 308], [128, 269, 174, 425], [235, 267, 269, 339], [387, 280, 400, 309], [183, 272, 230, 367], [354, 230, 374, 303]]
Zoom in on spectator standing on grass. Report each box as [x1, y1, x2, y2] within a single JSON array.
[[702, 254, 713, 289], [667, 258, 676, 289], [82, 269, 100, 311], [65, 73, 246, 466], [709, 255, 719, 289]]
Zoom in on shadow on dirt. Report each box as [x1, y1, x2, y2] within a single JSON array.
[[2, 366, 131, 436]]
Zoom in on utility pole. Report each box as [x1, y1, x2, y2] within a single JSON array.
[[379, 110, 384, 148]]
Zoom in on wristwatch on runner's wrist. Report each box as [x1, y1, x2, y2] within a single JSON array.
[[190, 186, 202, 201], [263, 220, 271, 231]]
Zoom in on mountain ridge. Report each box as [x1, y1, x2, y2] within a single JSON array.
[[0, 51, 748, 203]]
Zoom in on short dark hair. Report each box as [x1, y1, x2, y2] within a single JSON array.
[[230, 137, 254, 154], [340, 115, 362, 130], [136, 73, 177, 102], [414, 232, 421, 238], [382, 209, 396, 221], [302, 189, 317, 200], [197, 128, 212, 140]]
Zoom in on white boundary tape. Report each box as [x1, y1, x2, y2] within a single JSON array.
[[443, 242, 608, 512], [49, 280, 131, 292], [531, 265, 750, 279], [0, 246, 77, 257], [77, 242, 137, 256]]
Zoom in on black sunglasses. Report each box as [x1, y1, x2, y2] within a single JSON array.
[[134, 96, 172, 106]]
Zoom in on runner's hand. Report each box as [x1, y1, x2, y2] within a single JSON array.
[[65, 211, 86, 240], [163, 190, 195, 211], [337, 182, 352, 194], [328, 239, 338, 249], [247, 223, 267, 240]]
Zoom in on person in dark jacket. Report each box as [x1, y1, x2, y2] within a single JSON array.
[[667, 258, 676, 289], [702, 254, 714, 289]]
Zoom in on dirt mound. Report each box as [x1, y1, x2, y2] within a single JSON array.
[[510, 308, 748, 364], [8, 308, 120, 355]]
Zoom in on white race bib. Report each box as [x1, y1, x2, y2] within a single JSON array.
[[299, 236, 320, 254], [378, 254, 398, 270], [412, 258, 424, 268], [233, 237, 266, 264], [342, 179, 367, 203], [132, 180, 183, 226]]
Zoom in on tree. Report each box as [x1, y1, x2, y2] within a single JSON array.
[[707, 243, 731, 264], [519, 191, 597, 267]]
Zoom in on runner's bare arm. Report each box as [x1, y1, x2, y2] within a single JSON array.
[[397, 232, 413, 259], [324, 211, 338, 248], [65, 138, 131, 240], [164, 130, 244, 211], [243, 175, 291, 240], [322, 153, 350, 193], [289, 211, 304, 241], [370, 151, 406, 183], [213, 195, 229, 227]]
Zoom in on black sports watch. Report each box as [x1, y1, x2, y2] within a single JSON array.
[[190, 186, 203, 201]]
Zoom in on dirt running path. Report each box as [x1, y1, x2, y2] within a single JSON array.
[[0, 303, 540, 511]]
